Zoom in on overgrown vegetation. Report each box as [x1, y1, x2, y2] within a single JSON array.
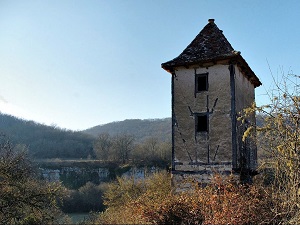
[[85, 172, 276, 225], [4, 71, 300, 224], [84, 72, 300, 224], [0, 135, 67, 224], [241, 72, 300, 224], [60, 182, 107, 213]]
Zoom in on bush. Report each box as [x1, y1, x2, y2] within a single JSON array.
[[60, 182, 107, 213], [86, 172, 276, 225], [133, 174, 274, 225], [0, 135, 66, 224], [241, 72, 300, 223]]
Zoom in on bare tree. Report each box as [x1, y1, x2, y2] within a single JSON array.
[[143, 137, 159, 156], [94, 133, 112, 161], [113, 134, 134, 164], [241, 72, 300, 223], [0, 135, 65, 224]]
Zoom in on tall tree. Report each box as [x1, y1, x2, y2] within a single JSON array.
[[113, 134, 134, 164], [94, 133, 112, 161]]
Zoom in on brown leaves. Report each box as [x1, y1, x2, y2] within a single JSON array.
[[0, 136, 65, 224], [96, 173, 276, 225]]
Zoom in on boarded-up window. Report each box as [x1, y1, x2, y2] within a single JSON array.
[[196, 114, 208, 132], [195, 73, 208, 92]]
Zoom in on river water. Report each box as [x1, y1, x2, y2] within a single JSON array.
[[67, 213, 90, 224]]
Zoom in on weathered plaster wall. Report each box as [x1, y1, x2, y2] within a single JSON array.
[[234, 65, 255, 114], [173, 63, 232, 173], [234, 65, 257, 170], [172, 170, 238, 191]]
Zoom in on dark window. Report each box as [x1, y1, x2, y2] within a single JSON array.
[[195, 73, 208, 92], [196, 114, 208, 132]]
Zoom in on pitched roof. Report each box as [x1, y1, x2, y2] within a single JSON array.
[[162, 19, 261, 87]]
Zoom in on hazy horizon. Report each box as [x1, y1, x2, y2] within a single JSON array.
[[0, 111, 171, 131], [1, 1, 299, 130]]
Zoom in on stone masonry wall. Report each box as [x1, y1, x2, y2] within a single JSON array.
[[173, 63, 232, 173]]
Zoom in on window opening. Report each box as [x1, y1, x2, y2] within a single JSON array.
[[196, 114, 208, 132], [195, 73, 208, 92]]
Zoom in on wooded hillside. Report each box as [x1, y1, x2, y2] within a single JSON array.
[[0, 113, 94, 159], [0, 113, 171, 159], [84, 118, 171, 143]]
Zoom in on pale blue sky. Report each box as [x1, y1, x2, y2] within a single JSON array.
[[0, 0, 299, 130]]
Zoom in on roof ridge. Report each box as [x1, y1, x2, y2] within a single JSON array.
[[161, 19, 262, 88], [162, 19, 235, 69]]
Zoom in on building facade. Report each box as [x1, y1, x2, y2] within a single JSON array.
[[161, 19, 261, 186]]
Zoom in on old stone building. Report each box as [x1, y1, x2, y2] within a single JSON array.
[[161, 19, 261, 186]]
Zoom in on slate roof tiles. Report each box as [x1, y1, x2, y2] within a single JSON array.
[[162, 19, 261, 87]]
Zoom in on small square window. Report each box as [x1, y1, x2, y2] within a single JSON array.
[[195, 73, 208, 92], [196, 114, 208, 132]]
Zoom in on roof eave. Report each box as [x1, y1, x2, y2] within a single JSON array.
[[161, 55, 262, 88], [235, 55, 262, 88], [161, 55, 237, 73]]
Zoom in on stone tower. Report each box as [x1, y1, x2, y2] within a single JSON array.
[[161, 19, 261, 186]]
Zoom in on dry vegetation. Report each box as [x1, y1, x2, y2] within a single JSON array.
[[241, 72, 300, 224], [84, 73, 300, 224], [0, 135, 69, 224], [86, 172, 277, 225], [2, 72, 300, 224]]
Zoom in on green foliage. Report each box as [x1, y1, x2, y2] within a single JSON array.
[[60, 182, 107, 213], [0, 135, 66, 224], [59, 169, 101, 189]]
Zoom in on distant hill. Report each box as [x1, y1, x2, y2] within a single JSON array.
[[0, 113, 94, 159], [0, 113, 171, 159], [84, 118, 171, 143]]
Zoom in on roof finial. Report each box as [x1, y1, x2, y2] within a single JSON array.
[[208, 19, 215, 24]]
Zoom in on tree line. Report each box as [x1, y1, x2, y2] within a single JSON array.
[[93, 133, 171, 167], [0, 113, 94, 159], [3, 71, 300, 224], [0, 113, 171, 163], [84, 118, 171, 143], [84, 72, 300, 224]]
